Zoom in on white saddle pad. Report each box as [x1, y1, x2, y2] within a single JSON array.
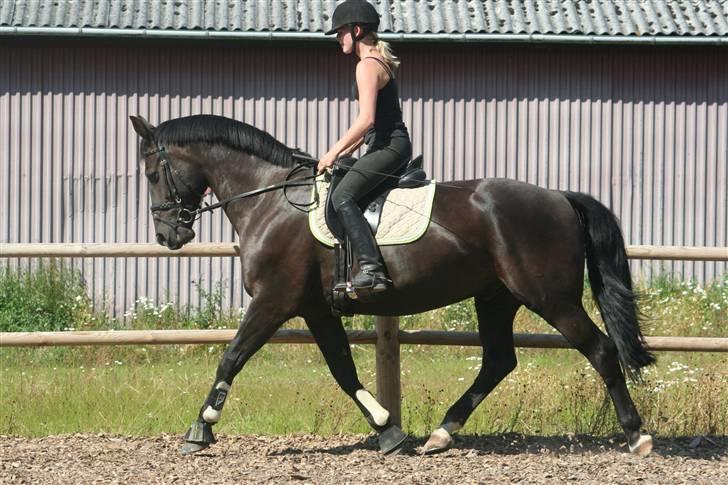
[[308, 175, 437, 247]]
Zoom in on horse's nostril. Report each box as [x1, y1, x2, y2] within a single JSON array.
[[156, 233, 166, 245]]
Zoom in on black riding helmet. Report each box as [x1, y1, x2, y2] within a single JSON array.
[[325, 0, 380, 39]]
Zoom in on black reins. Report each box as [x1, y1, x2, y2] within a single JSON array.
[[193, 158, 320, 217], [144, 144, 320, 230], [144, 143, 469, 230]]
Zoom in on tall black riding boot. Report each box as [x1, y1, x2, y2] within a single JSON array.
[[335, 199, 392, 293]]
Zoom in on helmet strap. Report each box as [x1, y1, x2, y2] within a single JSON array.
[[348, 24, 370, 52]]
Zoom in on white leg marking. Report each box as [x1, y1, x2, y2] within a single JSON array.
[[356, 389, 390, 427], [202, 406, 221, 423], [422, 427, 453, 454], [628, 434, 653, 456], [202, 381, 231, 424]]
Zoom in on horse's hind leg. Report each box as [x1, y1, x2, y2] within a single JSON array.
[[304, 311, 407, 454], [539, 303, 652, 455], [423, 291, 520, 454]]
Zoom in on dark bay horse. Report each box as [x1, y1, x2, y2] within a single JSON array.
[[130, 114, 655, 456]]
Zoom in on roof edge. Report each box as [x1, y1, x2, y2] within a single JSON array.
[[0, 27, 726, 45]]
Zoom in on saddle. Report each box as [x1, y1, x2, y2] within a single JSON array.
[[324, 155, 429, 315], [324, 155, 428, 241]]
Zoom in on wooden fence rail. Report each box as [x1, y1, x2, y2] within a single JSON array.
[[2, 243, 727, 260], [2, 329, 727, 351], [1, 242, 726, 426]]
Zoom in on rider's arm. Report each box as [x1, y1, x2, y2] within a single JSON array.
[[332, 60, 378, 154], [341, 137, 365, 156], [318, 61, 379, 172]]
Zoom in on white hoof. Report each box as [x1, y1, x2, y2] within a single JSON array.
[[628, 434, 653, 456], [422, 428, 453, 455]]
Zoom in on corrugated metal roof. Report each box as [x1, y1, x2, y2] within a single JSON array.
[[2, 1, 727, 37]]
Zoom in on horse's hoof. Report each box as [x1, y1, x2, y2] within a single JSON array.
[[421, 428, 453, 455], [628, 434, 653, 456], [183, 420, 216, 444], [379, 425, 408, 454], [180, 441, 210, 455]]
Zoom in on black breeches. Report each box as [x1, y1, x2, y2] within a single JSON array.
[[331, 136, 412, 210]]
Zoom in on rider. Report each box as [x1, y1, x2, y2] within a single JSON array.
[[318, 0, 412, 294]]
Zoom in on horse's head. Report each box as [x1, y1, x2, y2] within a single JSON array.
[[129, 115, 207, 250]]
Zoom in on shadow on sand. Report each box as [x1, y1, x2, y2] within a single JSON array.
[[266, 433, 727, 460]]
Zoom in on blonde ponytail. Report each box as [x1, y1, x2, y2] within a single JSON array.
[[373, 34, 400, 71]]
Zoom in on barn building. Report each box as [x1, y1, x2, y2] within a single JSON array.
[[1, 1, 726, 315]]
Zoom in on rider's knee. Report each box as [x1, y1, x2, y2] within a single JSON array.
[[331, 190, 355, 212]]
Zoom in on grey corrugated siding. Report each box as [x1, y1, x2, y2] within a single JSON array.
[[1, 42, 726, 317], [2, 0, 727, 36]]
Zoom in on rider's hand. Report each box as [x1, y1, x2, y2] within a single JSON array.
[[317, 151, 338, 175]]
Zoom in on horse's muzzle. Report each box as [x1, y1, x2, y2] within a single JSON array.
[[156, 227, 195, 250]]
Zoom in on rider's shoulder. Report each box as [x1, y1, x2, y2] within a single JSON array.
[[356, 56, 387, 80], [357, 57, 379, 70]]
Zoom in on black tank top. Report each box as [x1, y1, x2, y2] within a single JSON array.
[[352, 57, 409, 147]]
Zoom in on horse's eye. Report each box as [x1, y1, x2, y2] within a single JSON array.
[[146, 171, 159, 184]]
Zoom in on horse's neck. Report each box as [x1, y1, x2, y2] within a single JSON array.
[[203, 153, 285, 199], [201, 152, 291, 233]]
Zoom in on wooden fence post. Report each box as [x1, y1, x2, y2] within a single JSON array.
[[375, 316, 401, 427]]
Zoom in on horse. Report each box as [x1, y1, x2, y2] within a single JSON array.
[[129, 113, 655, 456]]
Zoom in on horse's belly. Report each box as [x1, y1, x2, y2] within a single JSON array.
[[357, 248, 499, 315]]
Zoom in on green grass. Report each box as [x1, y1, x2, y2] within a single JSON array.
[[2, 344, 725, 438], [0, 264, 726, 438]]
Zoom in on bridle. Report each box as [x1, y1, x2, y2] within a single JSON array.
[[144, 143, 205, 231], [142, 141, 320, 232]]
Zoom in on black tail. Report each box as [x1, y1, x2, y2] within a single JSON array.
[[563, 191, 656, 380]]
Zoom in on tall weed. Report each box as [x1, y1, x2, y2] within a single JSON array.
[[0, 261, 91, 332]]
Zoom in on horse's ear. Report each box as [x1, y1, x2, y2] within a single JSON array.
[[129, 115, 156, 141]]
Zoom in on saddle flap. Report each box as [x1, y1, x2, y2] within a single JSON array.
[[363, 193, 388, 230], [324, 157, 354, 242]]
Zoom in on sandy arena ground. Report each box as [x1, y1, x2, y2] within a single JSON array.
[[1, 433, 726, 484]]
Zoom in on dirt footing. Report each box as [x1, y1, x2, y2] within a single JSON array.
[[1, 433, 725, 484]]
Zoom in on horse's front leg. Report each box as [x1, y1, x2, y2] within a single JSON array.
[[180, 298, 288, 454], [304, 311, 407, 454]]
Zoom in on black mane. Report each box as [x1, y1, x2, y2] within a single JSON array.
[[155, 115, 299, 167]]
